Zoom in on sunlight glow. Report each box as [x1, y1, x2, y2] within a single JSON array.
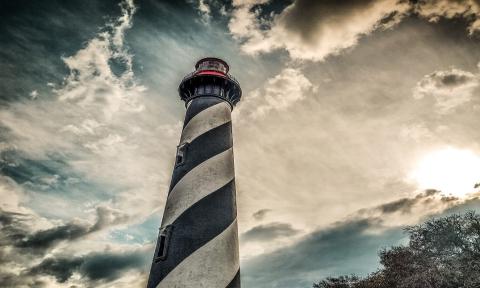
[[410, 147, 480, 197]]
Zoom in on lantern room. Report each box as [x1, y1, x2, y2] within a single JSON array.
[[178, 57, 242, 108]]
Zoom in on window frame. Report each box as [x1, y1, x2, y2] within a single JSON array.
[[155, 225, 173, 262], [175, 142, 189, 167]]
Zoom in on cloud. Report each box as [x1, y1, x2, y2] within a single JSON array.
[[29, 90, 38, 99], [377, 190, 439, 214], [413, 67, 480, 114], [29, 257, 84, 283], [242, 192, 480, 288], [242, 217, 404, 288], [3, 0, 480, 286], [371, 189, 441, 214], [242, 222, 300, 242], [15, 222, 90, 252], [90, 206, 130, 231], [1, 206, 129, 255], [0, 1, 183, 285], [412, 0, 480, 35], [0, 175, 29, 213], [228, 0, 480, 61], [0, 210, 31, 250], [252, 208, 272, 220], [353, 189, 464, 228], [234, 67, 317, 118], [0, 205, 143, 287], [57, 0, 143, 119], [197, 0, 212, 22], [28, 250, 148, 283], [229, 0, 410, 61], [0, 0, 179, 223]]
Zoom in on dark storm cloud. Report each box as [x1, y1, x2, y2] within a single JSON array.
[[0, 206, 133, 285], [28, 250, 148, 283], [0, 150, 65, 185], [0, 210, 31, 253], [229, 0, 409, 60], [242, 194, 480, 287], [230, 0, 480, 61], [373, 189, 441, 214], [439, 195, 480, 215], [252, 208, 272, 220], [302, 0, 480, 37], [242, 217, 404, 288], [29, 257, 84, 283], [242, 222, 300, 242], [411, 0, 480, 34], [0, 206, 128, 255], [15, 223, 90, 252], [280, 0, 400, 42], [0, 272, 45, 288], [0, 209, 26, 226], [378, 198, 418, 214], [440, 72, 473, 86]]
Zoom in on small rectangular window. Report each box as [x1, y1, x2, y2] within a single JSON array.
[[155, 225, 172, 261], [175, 143, 188, 167]]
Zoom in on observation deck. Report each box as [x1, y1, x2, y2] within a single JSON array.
[[178, 57, 242, 108]]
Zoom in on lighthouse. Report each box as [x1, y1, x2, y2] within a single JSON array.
[[147, 58, 242, 288]]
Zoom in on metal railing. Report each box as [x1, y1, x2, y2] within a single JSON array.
[[180, 71, 240, 87]]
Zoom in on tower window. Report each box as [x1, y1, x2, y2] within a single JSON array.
[[175, 143, 188, 167], [155, 225, 172, 261]]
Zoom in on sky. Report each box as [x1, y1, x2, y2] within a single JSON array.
[[1, 0, 480, 287]]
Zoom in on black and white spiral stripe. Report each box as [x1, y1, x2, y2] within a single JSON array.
[[148, 96, 240, 288]]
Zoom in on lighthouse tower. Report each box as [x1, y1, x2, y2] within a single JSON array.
[[147, 58, 242, 288]]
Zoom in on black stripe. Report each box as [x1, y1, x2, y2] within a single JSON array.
[[226, 269, 241, 288], [169, 121, 233, 192], [147, 180, 237, 287], [183, 96, 226, 128]]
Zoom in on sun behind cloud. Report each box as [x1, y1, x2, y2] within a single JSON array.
[[410, 147, 480, 197]]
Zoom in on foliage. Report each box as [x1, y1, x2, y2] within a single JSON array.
[[313, 212, 480, 288]]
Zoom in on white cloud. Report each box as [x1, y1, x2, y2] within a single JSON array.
[[228, 0, 270, 46], [0, 0, 178, 228], [400, 123, 435, 142], [0, 176, 28, 213], [58, 0, 143, 120], [29, 90, 38, 99], [198, 0, 211, 19], [190, 0, 212, 23], [234, 67, 317, 118], [413, 67, 480, 114]]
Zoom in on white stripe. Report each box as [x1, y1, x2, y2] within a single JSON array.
[[157, 219, 239, 288], [180, 102, 231, 144], [161, 148, 234, 227]]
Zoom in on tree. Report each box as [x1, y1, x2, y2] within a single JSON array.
[[313, 212, 480, 288], [313, 275, 359, 288]]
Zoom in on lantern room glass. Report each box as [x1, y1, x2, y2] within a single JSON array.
[[196, 60, 228, 74]]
